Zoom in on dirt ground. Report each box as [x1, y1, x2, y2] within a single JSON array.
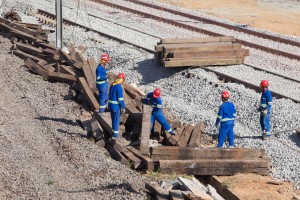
[[158, 0, 300, 37]]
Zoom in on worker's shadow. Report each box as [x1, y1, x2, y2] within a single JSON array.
[[288, 133, 300, 148], [35, 116, 80, 127], [236, 135, 263, 140], [135, 58, 182, 84]]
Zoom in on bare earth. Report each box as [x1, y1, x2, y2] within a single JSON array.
[[158, 0, 300, 37], [157, 0, 300, 199]]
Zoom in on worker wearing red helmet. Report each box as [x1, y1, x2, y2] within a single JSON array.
[[108, 73, 126, 138], [96, 54, 110, 113], [215, 91, 236, 148], [257, 80, 272, 139], [144, 88, 175, 135]]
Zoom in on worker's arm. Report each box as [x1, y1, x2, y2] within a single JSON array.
[[266, 92, 273, 112], [143, 93, 151, 104], [215, 106, 223, 126], [117, 85, 125, 109], [233, 104, 236, 119], [156, 98, 163, 109]]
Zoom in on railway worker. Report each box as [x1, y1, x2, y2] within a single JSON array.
[[257, 79, 273, 140], [215, 91, 236, 148], [144, 88, 175, 136], [108, 73, 126, 138], [96, 54, 110, 113]]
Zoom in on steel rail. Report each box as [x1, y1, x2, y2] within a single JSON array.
[[90, 0, 300, 61], [125, 0, 300, 48]]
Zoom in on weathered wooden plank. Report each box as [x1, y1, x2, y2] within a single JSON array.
[[177, 124, 194, 146], [189, 122, 205, 147], [127, 146, 155, 171], [153, 120, 162, 140], [145, 182, 169, 200], [60, 50, 82, 70], [169, 190, 184, 200], [87, 57, 97, 80], [125, 101, 143, 125], [161, 36, 235, 44], [151, 147, 266, 159], [78, 77, 100, 110], [178, 177, 212, 200], [164, 44, 242, 53], [14, 41, 44, 54], [12, 49, 45, 63], [94, 111, 112, 139], [121, 148, 144, 169], [105, 142, 129, 166], [48, 72, 77, 83], [168, 126, 185, 146], [140, 105, 152, 155], [163, 58, 243, 67], [60, 65, 77, 75], [156, 42, 234, 52], [171, 49, 249, 59], [24, 58, 49, 77], [82, 61, 96, 90], [16, 22, 42, 30], [168, 54, 246, 61]]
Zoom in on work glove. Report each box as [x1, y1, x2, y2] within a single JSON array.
[[262, 110, 268, 116], [121, 108, 126, 114]]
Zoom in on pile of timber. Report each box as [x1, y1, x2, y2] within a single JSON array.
[[155, 36, 249, 68], [1, 17, 270, 177]]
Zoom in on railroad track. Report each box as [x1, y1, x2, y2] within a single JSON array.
[[35, 9, 300, 104], [89, 0, 300, 61]]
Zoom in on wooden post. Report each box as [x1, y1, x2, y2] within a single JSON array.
[[139, 104, 151, 155]]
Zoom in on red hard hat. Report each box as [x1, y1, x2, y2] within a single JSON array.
[[260, 80, 269, 87], [221, 91, 230, 99], [153, 88, 161, 98], [117, 72, 125, 80], [101, 54, 110, 62]]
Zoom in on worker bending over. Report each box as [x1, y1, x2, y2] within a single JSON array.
[[144, 88, 175, 135], [215, 91, 236, 148], [108, 73, 126, 138], [257, 80, 272, 140], [96, 54, 109, 113]]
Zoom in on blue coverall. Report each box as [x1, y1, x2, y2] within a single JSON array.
[[215, 101, 236, 148], [144, 92, 174, 135], [108, 82, 125, 138], [258, 89, 272, 136], [96, 64, 108, 113]]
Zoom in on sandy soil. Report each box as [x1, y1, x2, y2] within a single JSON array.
[[158, 0, 300, 37]]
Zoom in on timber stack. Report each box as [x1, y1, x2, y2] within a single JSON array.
[[0, 17, 270, 178], [155, 36, 249, 67]]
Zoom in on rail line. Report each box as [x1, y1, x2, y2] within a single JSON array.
[[36, 9, 300, 104], [89, 0, 300, 61]]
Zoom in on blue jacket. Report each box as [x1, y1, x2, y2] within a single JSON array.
[[108, 83, 125, 110], [215, 101, 236, 126], [96, 64, 107, 85], [144, 92, 163, 114], [258, 89, 272, 112]]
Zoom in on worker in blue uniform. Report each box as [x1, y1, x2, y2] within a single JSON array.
[[257, 79, 272, 140], [96, 54, 110, 113], [108, 73, 126, 138], [215, 91, 236, 148], [144, 88, 175, 136]]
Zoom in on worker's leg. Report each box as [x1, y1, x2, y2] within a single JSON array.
[[227, 124, 235, 147], [150, 115, 155, 136], [264, 112, 271, 137], [110, 108, 120, 138], [154, 113, 173, 134], [260, 113, 265, 134], [97, 83, 108, 113], [217, 125, 228, 148]]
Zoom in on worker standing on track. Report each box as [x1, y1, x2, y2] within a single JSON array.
[[257, 80, 273, 140], [96, 54, 110, 113], [215, 91, 236, 148], [108, 73, 126, 138], [144, 88, 175, 136]]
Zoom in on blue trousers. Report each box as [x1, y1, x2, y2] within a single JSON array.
[[110, 108, 120, 137], [260, 112, 271, 135], [151, 112, 172, 135], [97, 83, 108, 112], [217, 124, 234, 147]]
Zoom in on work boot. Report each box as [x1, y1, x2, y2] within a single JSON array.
[[228, 146, 234, 148], [169, 130, 176, 135]]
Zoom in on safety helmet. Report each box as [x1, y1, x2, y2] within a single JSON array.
[[117, 73, 125, 80], [221, 91, 230, 99], [260, 80, 269, 87], [153, 88, 161, 98], [101, 54, 110, 62]]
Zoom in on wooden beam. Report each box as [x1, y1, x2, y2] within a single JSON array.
[[164, 44, 242, 53], [189, 122, 205, 147], [121, 148, 144, 169], [169, 190, 184, 200], [24, 58, 49, 78], [178, 177, 213, 200], [94, 111, 112, 139], [156, 42, 234, 52], [47, 72, 77, 83], [78, 77, 100, 110], [168, 55, 246, 61], [87, 57, 97, 80], [105, 142, 129, 166], [163, 58, 243, 67], [160, 36, 235, 44], [82, 61, 96, 90], [12, 49, 45, 63], [168, 126, 185, 146], [145, 182, 169, 200], [127, 146, 155, 171], [159, 159, 270, 175], [171, 49, 249, 59], [140, 105, 152, 155], [176, 124, 194, 146]]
